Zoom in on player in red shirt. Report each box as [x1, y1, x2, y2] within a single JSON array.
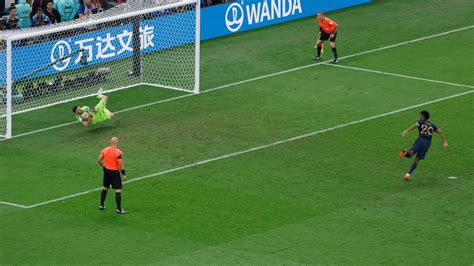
[[314, 12, 339, 63], [97, 137, 128, 214]]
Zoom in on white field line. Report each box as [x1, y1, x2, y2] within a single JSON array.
[[2, 89, 468, 209], [0, 25, 472, 142], [205, 25, 474, 93], [323, 63, 474, 89], [0, 201, 29, 209], [1, 26, 473, 208]]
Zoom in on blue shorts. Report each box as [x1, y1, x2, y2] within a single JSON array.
[[410, 137, 432, 159]]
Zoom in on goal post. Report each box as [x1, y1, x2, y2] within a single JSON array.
[[0, 0, 200, 139], [194, 0, 200, 95], [6, 39, 12, 139]]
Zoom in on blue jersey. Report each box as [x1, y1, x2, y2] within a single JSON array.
[[416, 119, 438, 140]]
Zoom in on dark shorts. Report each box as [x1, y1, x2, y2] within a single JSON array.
[[320, 31, 337, 42], [103, 169, 122, 189], [410, 137, 432, 160]]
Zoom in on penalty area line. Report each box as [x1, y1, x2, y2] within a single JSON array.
[[0, 25, 472, 142], [22, 89, 473, 209], [0, 200, 29, 209], [323, 63, 474, 89], [25, 187, 103, 209]]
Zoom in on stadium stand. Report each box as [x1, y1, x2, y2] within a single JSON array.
[[1, 0, 232, 30]]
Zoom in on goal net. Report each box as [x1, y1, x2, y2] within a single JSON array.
[[0, 0, 200, 138]]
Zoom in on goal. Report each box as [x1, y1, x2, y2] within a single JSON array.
[[0, 0, 200, 138]]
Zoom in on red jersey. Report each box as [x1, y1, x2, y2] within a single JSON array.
[[318, 17, 337, 34], [100, 146, 123, 171]]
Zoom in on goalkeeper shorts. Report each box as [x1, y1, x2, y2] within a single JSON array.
[[92, 99, 112, 125]]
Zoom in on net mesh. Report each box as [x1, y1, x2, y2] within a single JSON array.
[[0, 40, 6, 136], [0, 0, 197, 131]]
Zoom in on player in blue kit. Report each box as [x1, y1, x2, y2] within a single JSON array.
[[397, 111, 448, 181]]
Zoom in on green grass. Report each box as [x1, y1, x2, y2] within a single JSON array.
[[1, 0, 474, 264]]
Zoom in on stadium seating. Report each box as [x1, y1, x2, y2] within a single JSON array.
[[16, 0, 31, 28], [0, 0, 231, 30]]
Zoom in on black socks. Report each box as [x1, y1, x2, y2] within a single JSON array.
[[115, 192, 122, 210], [332, 47, 338, 59], [100, 189, 123, 211], [100, 189, 108, 206]]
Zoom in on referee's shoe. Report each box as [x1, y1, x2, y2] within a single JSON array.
[[99, 206, 128, 214], [116, 209, 128, 214]]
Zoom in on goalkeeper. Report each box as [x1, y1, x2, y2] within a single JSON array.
[[72, 89, 114, 128]]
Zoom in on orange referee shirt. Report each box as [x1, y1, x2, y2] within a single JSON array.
[[100, 146, 124, 171], [318, 17, 337, 33]]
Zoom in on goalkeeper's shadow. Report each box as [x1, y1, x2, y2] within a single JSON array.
[[86, 125, 116, 135]]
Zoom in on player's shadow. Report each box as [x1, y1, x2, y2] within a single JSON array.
[[85, 125, 116, 135]]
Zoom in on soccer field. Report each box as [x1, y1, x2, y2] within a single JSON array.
[[1, 0, 473, 264]]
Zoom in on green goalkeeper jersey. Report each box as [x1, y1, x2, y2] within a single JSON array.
[[76, 99, 112, 125], [76, 106, 92, 123]]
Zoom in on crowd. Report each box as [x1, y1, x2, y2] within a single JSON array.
[[0, 0, 116, 30], [201, 0, 231, 7], [0, 0, 231, 31]]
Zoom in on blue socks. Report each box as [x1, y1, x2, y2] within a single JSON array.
[[408, 162, 418, 174]]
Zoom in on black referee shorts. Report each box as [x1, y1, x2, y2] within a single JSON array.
[[320, 31, 337, 42], [103, 169, 122, 189]]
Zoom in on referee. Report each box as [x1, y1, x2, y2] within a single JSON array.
[[97, 137, 128, 214], [314, 12, 339, 63]]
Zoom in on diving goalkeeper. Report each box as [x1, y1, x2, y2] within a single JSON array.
[[72, 89, 114, 128]]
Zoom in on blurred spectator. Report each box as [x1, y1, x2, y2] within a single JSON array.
[[16, 0, 32, 28], [78, 0, 103, 17], [29, 0, 48, 18], [78, 0, 92, 17], [0, 21, 4, 31], [30, 7, 51, 26], [44, 1, 61, 23], [2, 5, 20, 29], [55, 0, 78, 21], [202, 0, 211, 7], [0, 0, 224, 30], [206, 0, 231, 5], [0, 0, 4, 16], [91, 0, 105, 13]]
